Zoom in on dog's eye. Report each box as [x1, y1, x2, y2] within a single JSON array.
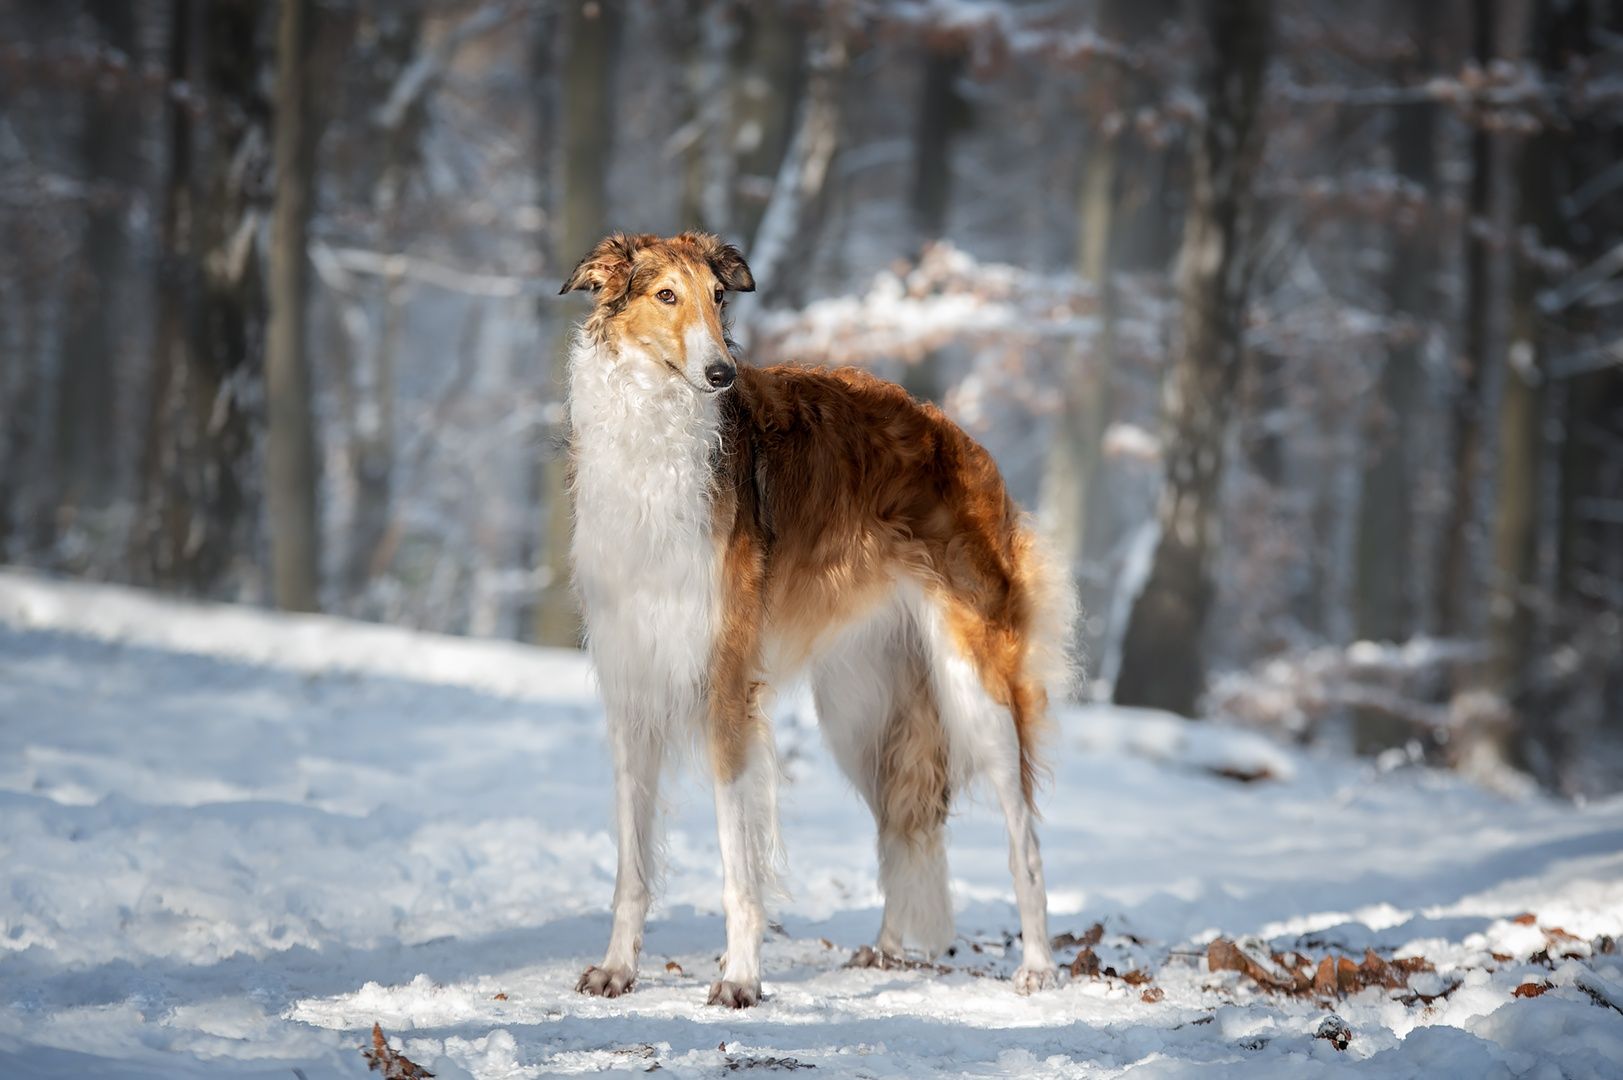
[[655, 288, 677, 305], [713, 287, 724, 304]]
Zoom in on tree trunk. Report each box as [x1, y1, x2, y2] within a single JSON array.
[[910, 45, 965, 242], [1436, 0, 1510, 641], [132, 0, 267, 598], [1352, 2, 1439, 751], [678, 2, 735, 234], [746, 6, 848, 312], [337, 5, 420, 610], [731, 3, 804, 250], [1113, 0, 1271, 717], [1040, 131, 1116, 581], [533, 0, 623, 647], [265, 0, 321, 611], [1486, 0, 1594, 778], [53, 0, 136, 520], [1041, 0, 1175, 664], [899, 42, 967, 403], [0, 248, 48, 559]]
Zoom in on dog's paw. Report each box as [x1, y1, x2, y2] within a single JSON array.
[[1013, 963, 1060, 995], [706, 979, 761, 1009], [576, 965, 635, 998], [845, 944, 904, 970]]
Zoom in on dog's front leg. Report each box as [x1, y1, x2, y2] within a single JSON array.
[[706, 687, 779, 1009], [578, 718, 664, 998]]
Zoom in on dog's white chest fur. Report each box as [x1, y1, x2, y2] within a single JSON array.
[[568, 337, 723, 722]]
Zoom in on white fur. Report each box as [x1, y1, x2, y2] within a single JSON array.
[[811, 593, 955, 958], [569, 333, 721, 727], [712, 723, 781, 998], [809, 584, 1056, 984], [569, 333, 722, 987]]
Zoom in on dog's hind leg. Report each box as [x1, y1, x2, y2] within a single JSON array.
[[914, 593, 1058, 994], [813, 604, 954, 964], [577, 718, 665, 998]]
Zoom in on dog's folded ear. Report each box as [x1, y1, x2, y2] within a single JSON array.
[[561, 233, 653, 297], [683, 232, 755, 293], [708, 242, 755, 293]]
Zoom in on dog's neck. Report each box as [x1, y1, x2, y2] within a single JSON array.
[[567, 331, 722, 544]]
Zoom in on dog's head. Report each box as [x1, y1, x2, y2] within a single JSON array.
[[562, 231, 755, 394]]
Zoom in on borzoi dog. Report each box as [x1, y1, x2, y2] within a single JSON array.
[[563, 232, 1074, 1008]]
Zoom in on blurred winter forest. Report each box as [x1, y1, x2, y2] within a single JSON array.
[[1, 0, 1620, 793]]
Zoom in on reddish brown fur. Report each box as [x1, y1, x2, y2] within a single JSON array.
[[718, 365, 1055, 805], [567, 233, 1064, 814]]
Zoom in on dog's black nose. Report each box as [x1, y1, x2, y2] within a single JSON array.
[[705, 361, 736, 389]]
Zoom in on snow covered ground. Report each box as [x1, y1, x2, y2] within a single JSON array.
[[1, 570, 1621, 1079]]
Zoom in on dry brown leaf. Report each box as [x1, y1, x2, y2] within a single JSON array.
[[1070, 947, 1101, 978], [1355, 950, 1392, 990], [1491, 952, 1513, 963], [666, 960, 685, 975], [491, 992, 508, 1001], [1141, 987, 1165, 1003], [1121, 969, 1153, 987], [1313, 956, 1338, 996], [1308, 955, 1360, 996], [1512, 913, 1538, 926], [1546, 926, 1579, 942], [818, 938, 834, 950], [1513, 981, 1552, 999], [363, 1023, 435, 1079], [1278, 950, 1315, 972], [1051, 923, 1105, 950], [1207, 938, 1300, 991]]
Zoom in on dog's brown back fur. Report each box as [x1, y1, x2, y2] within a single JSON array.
[[711, 363, 1066, 808]]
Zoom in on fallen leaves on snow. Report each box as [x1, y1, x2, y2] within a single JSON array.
[[725, 1055, 816, 1071], [1069, 947, 1101, 978], [1051, 923, 1105, 951], [363, 1023, 434, 1079], [1207, 938, 1446, 1002]]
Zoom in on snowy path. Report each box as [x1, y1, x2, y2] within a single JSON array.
[[1, 572, 1621, 1078]]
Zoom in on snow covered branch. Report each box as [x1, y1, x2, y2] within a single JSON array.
[[753, 242, 1099, 366], [1209, 638, 1492, 740], [311, 241, 552, 299]]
